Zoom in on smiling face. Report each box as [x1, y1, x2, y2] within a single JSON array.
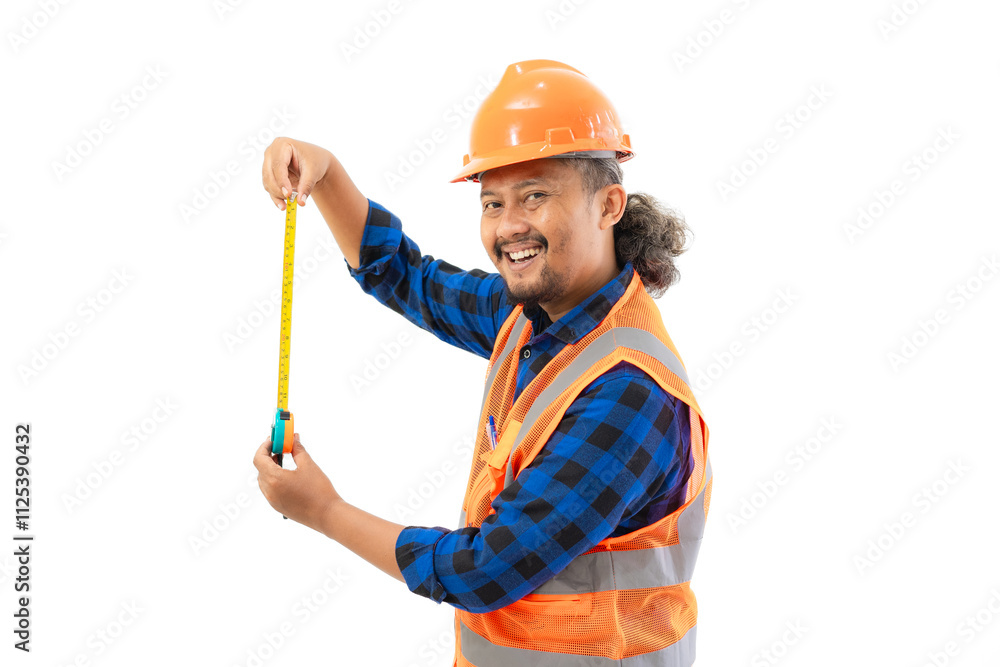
[[479, 158, 626, 323]]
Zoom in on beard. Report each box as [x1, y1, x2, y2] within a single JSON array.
[[503, 260, 568, 313]]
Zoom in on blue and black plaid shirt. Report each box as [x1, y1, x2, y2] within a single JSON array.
[[345, 199, 693, 614]]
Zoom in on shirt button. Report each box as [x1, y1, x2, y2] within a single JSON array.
[[522, 347, 531, 359]]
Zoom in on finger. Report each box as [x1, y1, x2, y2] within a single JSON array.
[[253, 440, 268, 470], [262, 143, 291, 210], [296, 165, 314, 206], [253, 439, 276, 470], [290, 437, 312, 465], [262, 158, 285, 210], [269, 141, 295, 209]]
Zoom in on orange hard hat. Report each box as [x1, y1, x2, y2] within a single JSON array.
[[451, 60, 634, 183]]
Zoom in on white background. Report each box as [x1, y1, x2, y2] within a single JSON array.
[[2, 0, 999, 665]]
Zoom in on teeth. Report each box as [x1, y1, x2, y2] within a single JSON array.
[[508, 247, 541, 261]]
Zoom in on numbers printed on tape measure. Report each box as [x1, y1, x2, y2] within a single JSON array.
[[277, 193, 297, 410]]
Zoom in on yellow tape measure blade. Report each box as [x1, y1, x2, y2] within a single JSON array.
[[277, 194, 297, 410]]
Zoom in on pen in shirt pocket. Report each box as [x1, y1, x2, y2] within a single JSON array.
[[487, 415, 499, 450]]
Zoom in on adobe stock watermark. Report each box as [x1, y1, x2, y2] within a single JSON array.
[[853, 458, 969, 575], [916, 588, 1000, 667], [223, 234, 339, 352], [716, 84, 833, 202], [7, 0, 72, 54], [886, 254, 997, 372], [750, 619, 808, 667], [727, 417, 843, 534], [189, 468, 260, 556], [17, 267, 134, 385], [350, 330, 416, 395], [691, 288, 797, 394], [61, 398, 179, 514], [672, 0, 757, 73], [392, 434, 475, 522], [233, 567, 351, 667], [877, 0, 932, 40], [339, 0, 417, 63], [843, 126, 959, 244], [213, 0, 250, 20], [403, 626, 457, 667], [383, 73, 499, 192], [179, 107, 295, 223], [56, 600, 144, 665], [543, 0, 591, 30], [51, 65, 167, 183]]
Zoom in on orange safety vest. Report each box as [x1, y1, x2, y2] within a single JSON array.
[[454, 267, 712, 667]]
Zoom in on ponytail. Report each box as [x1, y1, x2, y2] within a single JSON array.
[[613, 192, 691, 298], [561, 157, 692, 298]]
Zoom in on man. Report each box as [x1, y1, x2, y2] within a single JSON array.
[[254, 60, 712, 666]]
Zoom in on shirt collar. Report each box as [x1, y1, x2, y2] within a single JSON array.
[[521, 261, 635, 345]]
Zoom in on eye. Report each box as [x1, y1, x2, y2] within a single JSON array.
[[526, 192, 546, 202], [483, 200, 501, 211]]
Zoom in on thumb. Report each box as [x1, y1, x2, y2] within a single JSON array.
[[290, 434, 312, 464], [296, 164, 316, 206]]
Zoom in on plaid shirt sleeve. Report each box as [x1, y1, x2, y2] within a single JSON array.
[[344, 198, 511, 360], [394, 363, 694, 613]]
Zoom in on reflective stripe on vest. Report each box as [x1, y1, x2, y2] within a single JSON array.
[[461, 317, 691, 528], [479, 311, 529, 419], [460, 621, 697, 667], [531, 458, 711, 595], [459, 310, 529, 529], [503, 324, 691, 490]]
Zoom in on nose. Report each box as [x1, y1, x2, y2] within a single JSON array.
[[495, 202, 530, 247]]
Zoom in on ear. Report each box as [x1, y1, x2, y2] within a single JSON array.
[[598, 183, 627, 231]]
